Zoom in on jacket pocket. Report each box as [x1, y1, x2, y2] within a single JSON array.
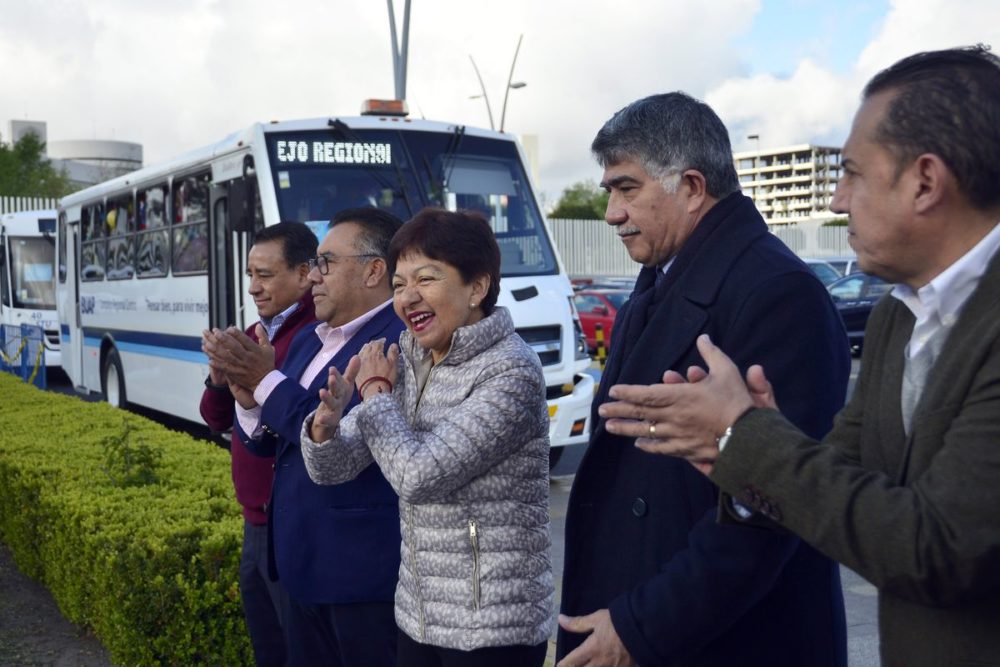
[[468, 518, 481, 611]]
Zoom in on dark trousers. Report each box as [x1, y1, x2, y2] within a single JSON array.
[[397, 628, 548, 667], [240, 520, 289, 667], [285, 598, 396, 667]]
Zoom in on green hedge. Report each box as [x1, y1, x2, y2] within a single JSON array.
[[0, 373, 252, 666]]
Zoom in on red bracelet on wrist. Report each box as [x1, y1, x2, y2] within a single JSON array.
[[358, 375, 393, 399]]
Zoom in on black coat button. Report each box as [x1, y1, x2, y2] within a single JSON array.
[[632, 497, 648, 517]]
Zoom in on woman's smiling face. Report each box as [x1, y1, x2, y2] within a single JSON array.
[[392, 252, 488, 363]]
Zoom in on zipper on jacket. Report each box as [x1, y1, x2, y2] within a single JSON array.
[[408, 504, 426, 639], [469, 518, 481, 611]]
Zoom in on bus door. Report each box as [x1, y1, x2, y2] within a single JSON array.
[[58, 210, 85, 388], [209, 154, 257, 332], [0, 227, 7, 321]]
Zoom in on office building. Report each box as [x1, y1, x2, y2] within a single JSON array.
[[734, 144, 841, 225]]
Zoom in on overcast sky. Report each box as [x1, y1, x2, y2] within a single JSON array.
[[1, 0, 997, 206]]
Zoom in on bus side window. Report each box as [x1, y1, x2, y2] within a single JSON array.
[[171, 174, 209, 275], [58, 212, 67, 284], [137, 184, 169, 278], [106, 194, 136, 280], [0, 242, 8, 307], [81, 204, 106, 282]]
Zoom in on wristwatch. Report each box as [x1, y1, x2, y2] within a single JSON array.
[[204, 376, 229, 391]]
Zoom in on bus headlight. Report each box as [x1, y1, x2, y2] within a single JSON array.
[[568, 297, 590, 361]]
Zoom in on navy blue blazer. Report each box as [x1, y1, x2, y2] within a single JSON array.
[[240, 303, 404, 605], [558, 193, 851, 666]]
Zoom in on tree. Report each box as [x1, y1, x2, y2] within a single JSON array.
[[0, 131, 73, 197], [550, 180, 609, 219]]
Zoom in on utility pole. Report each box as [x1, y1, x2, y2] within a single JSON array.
[[387, 0, 412, 100]]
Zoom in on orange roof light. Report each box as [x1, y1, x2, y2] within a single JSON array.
[[360, 99, 409, 117]]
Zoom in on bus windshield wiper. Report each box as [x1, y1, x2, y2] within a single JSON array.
[[439, 125, 466, 200], [327, 119, 415, 217]]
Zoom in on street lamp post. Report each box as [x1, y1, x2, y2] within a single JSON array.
[[469, 34, 527, 133], [469, 55, 496, 130], [747, 133, 761, 171], [499, 34, 525, 132]]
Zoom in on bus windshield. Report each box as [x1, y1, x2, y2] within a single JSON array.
[[9, 236, 55, 309], [265, 128, 558, 277]]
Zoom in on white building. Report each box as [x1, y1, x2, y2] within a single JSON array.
[[7, 120, 142, 189], [733, 144, 842, 225]]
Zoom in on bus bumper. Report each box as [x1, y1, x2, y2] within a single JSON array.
[[547, 372, 595, 449]]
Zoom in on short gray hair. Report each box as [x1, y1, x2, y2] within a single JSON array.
[[592, 92, 740, 199]]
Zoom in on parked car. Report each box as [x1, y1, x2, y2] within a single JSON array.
[[803, 258, 842, 286], [573, 289, 630, 352], [823, 255, 860, 277], [827, 272, 892, 353], [571, 275, 637, 292]]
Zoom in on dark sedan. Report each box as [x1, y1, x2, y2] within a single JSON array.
[[827, 272, 892, 352]]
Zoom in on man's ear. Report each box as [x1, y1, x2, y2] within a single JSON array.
[[295, 262, 311, 287], [681, 169, 709, 213], [911, 153, 949, 214], [365, 257, 388, 287]]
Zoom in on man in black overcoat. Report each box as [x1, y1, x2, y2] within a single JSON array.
[[556, 92, 850, 667]]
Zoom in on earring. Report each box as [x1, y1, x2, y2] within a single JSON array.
[[470, 301, 477, 309]]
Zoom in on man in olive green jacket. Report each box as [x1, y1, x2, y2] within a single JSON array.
[[596, 46, 1000, 666]]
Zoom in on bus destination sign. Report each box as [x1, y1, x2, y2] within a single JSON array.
[[274, 140, 392, 165]]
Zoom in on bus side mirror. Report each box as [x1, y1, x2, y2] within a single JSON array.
[[229, 178, 253, 233], [230, 154, 260, 233]]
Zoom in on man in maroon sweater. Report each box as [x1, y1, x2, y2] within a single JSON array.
[[200, 221, 317, 667]]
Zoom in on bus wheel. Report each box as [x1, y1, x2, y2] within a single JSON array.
[[549, 446, 564, 471], [102, 349, 127, 408]]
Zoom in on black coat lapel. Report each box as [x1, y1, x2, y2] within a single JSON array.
[[592, 194, 764, 438]]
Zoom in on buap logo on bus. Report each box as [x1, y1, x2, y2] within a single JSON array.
[[81, 296, 96, 314]]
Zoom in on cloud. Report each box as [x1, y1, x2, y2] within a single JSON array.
[[855, 0, 1000, 75], [707, 59, 858, 152], [707, 0, 1000, 154], [5, 0, 998, 206], [0, 0, 763, 204]]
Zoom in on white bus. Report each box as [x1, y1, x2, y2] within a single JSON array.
[[57, 103, 594, 463], [1, 210, 61, 368]]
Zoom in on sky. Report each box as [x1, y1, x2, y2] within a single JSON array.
[[1, 0, 998, 207]]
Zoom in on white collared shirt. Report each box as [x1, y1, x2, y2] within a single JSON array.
[[892, 222, 1000, 359]]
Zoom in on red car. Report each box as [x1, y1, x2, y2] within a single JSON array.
[[573, 289, 630, 352]]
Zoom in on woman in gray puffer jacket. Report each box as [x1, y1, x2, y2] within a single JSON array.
[[300, 208, 554, 667]]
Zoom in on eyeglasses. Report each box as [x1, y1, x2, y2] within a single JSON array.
[[307, 253, 378, 276]]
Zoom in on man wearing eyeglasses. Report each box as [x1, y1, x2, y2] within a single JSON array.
[[206, 207, 405, 667]]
